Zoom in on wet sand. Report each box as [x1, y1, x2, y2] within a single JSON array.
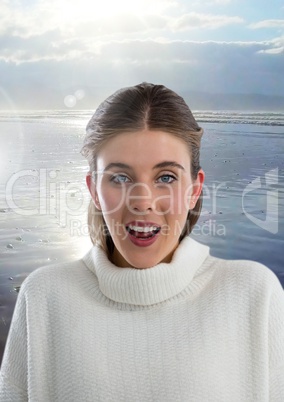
[[0, 111, 283, 364]]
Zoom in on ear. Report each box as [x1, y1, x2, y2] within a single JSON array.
[[189, 169, 205, 209], [86, 172, 101, 211]]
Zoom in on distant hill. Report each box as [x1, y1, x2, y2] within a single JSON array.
[[180, 91, 284, 112], [0, 85, 284, 111]]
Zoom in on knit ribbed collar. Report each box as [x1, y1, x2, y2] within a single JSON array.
[[83, 236, 209, 306]]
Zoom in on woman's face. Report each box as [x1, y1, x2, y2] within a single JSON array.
[[86, 129, 204, 269]]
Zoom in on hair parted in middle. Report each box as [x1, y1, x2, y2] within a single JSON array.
[[81, 82, 204, 256]]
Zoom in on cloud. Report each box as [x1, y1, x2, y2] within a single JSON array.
[[0, 4, 247, 60], [0, 1, 55, 37], [0, 31, 88, 63], [1, 32, 283, 64], [0, 0, 176, 38], [0, 0, 244, 40], [170, 13, 244, 31], [90, 36, 280, 69], [0, 0, 282, 105], [250, 19, 284, 29], [0, 10, 243, 41], [259, 47, 283, 54], [205, 0, 233, 4], [2, 38, 282, 99], [256, 36, 284, 54], [74, 13, 169, 38]]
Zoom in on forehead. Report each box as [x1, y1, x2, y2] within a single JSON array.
[[96, 129, 191, 169]]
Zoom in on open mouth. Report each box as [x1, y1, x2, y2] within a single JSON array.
[[126, 224, 161, 239]]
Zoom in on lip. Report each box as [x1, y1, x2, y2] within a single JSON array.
[[127, 230, 160, 247], [125, 221, 161, 248], [125, 220, 161, 228]]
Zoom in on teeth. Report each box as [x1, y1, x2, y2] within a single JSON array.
[[128, 224, 158, 233]]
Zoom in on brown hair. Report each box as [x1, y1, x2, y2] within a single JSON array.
[[81, 82, 203, 256]]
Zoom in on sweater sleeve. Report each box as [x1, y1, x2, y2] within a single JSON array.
[[268, 273, 284, 401], [0, 284, 28, 401]]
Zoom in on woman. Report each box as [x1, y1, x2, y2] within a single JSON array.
[[0, 83, 283, 401]]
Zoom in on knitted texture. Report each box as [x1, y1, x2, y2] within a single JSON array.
[[0, 237, 283, 401]]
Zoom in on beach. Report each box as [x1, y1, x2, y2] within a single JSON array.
[[0, 110, 283, 364]]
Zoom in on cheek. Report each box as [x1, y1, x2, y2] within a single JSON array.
[[98, 186, 126, 215], [163, 183, 190, 216]]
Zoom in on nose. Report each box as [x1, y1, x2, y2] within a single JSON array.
[[127, 183, 153, 214]]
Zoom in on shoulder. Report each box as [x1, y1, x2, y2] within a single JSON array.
[[19, 256, 91, 297], [198, 256, 284, 321], [206, 255, 283, 295]]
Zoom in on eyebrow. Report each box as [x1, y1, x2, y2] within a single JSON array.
[[153, 161, 185, 171], [103, 162, 131, 172], [103, 161, 185, 172]]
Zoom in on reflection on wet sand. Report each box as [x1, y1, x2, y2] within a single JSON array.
[[0, 113, 283, 365]]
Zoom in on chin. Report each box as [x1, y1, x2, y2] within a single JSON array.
[[112, 237, 176, 268], [113, 247, 163, 269], [124, 254, 160, 269], [125, 248, 174, 269], [131, 260, 158, 269]]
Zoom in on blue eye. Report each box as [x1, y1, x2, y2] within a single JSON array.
[[157, 174, 176, 184], [111, 174, 130, 183]]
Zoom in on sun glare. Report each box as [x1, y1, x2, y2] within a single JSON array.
[[57, 0, 173, 23]]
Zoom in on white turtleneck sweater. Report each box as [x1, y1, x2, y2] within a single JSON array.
[[0, 237, 283, 401]]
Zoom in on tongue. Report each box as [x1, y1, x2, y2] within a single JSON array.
[[131, 230, 155, 239]]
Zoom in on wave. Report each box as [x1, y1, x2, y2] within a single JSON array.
[[194, 111, 284, 126], [0, 110, 284, 126]]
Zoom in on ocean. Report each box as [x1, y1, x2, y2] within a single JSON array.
[[0, 110, 283, 363]]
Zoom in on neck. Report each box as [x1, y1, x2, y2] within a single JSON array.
[[83, 236, 210, 306]]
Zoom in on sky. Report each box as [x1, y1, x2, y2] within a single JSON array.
[[0, 0, 284, 109]]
